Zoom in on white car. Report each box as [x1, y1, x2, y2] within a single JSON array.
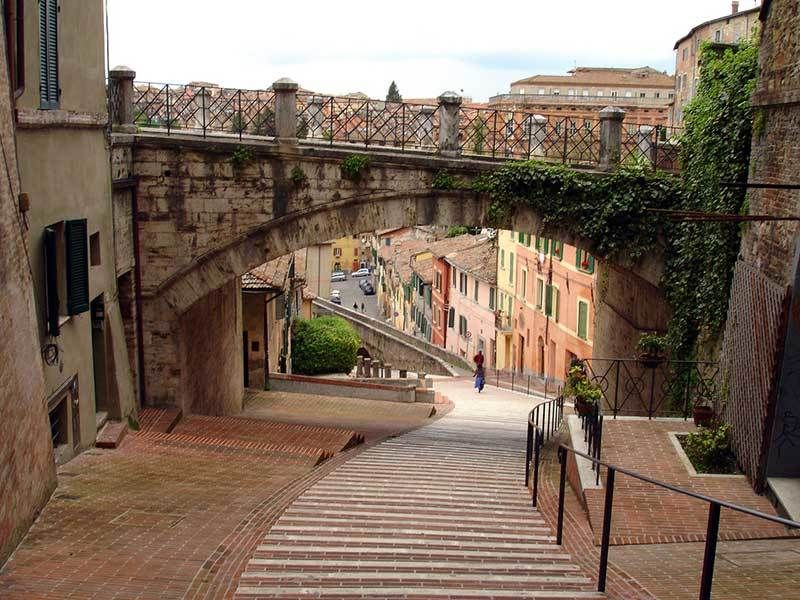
[[352, 268, 371, 277], [330, 289, 341, 297], [331, 271, 347, 282]]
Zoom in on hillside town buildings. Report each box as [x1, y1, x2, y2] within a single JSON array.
[[671, 1, 761, 125]]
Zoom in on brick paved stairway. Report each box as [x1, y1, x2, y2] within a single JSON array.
[[235, 379, 603, 599]]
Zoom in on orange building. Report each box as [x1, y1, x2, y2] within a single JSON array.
[[499, 231, 596, 382]]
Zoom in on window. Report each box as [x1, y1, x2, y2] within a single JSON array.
[[625, 91, 632, 98], [577, 300, 589, 340], [538, 88, 545, 95], [682, 47, 688, 61], [90, 232, 101, 266], [448, 307, 455, 328], [535, 279, 544, 310], [552, 89, 560, 96], [4, 0, 25, 97], [584, 119, 592, 132], [576, 249, 595, 274], [425, 286, 432, 308], [434, 271, 442, 291], [597, 90, 604, 97], [714, 29, 721, 42], [39, 0, 58, 109], [655, 92, 661, 98], [500, 248, 505, 269], [668, 92, 674, 99], [509, 253, 514, 284], [544, 284, 560, 321], [459, 315, 468, 337], [639, 92, 646, 98], [535, 236, 549, 254], [520, 270, 527, 300], [473, 279, 479, 302], [611, 91, 618, 97], [333, 247, 342, 257], [384, 238, 391, 246], [489, 287, 496, 310], [583, 90, 589, 96], [505, 120, 514, 136], [459, 272, 467, 294], [551, 240, 563, 260], [567, 89, 574, 96], [451, 266, 456, 287], [568, 119, 577, 135]]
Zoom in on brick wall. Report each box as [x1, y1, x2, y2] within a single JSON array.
[[0, 27, 57, 564]]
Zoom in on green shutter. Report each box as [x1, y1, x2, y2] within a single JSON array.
[[518, 231, 525, 244], [43, 227, 60, 336], [554, 287, 560, 322], [448, 307, 455, 328], [65, 219, 90, 315], [578, 301, 588, 340], [535, 237, 541, 252], [543, 239, 550, 254], [39, 0, 59, 109], [552, 241, 563, 260]]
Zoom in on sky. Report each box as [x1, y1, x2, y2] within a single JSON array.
[[106, 0, 760, 102]]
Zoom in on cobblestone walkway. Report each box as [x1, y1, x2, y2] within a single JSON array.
[[236, 379, 602, 599]]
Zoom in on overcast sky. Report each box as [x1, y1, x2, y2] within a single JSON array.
[[107, 0, 760, 101]]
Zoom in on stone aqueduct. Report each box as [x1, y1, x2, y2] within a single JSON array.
[[109, 72, 671, 416]]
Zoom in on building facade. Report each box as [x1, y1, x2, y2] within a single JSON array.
[[330, 234, 368, 273], [671, 2, 760, 125], [496, 230, 596, 381], [14, 0, 136, 463], [490, 66, 675, 128], [444, 240, 498, 367]]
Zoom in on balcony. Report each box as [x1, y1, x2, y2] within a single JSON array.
[[495, 311, 512, 332]]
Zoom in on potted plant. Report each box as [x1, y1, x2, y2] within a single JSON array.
[[692, 399, 715, 428], [564, 364, 602, 416], [636, 332, 667, 368]]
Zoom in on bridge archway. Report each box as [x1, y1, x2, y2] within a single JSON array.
[[122, 134, 669, 415]]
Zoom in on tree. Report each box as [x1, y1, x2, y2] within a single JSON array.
[[386, 81, 402, 103]]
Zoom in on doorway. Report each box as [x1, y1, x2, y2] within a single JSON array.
[[90, 295, 108, 415], [242, 330, 249, 387], [537, 336, 545, 377], [517, 334, 525, 372]]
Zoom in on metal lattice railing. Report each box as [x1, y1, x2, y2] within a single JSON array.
[[127, 81, 682, 171]]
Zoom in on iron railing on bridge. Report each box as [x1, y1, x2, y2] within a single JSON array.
[[126, 81, 681, 170], [484, 367, 561, 398]]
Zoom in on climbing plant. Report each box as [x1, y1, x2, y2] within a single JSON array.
[[663, 39, 759, 360]]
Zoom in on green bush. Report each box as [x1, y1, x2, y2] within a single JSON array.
[[291, 316, 360, 375], [680, 424, 737, 474]]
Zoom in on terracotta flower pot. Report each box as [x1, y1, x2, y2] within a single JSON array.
[[574, 397, 593, 417], [692, 405, 714, 428]]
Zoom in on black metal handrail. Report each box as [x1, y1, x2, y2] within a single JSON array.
[[553, 444, 800, 598], [579, 402, 604, 485], [486, 367, 562, 398], [525, 395, 564, 507]]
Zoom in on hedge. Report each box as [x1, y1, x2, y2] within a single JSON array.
[[291, 316, 360, 375]]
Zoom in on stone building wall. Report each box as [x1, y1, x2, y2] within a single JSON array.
[[0, 27, 56, 565]]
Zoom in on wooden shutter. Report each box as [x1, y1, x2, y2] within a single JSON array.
[[65, 219, 89, 315], [448, 307, 455, 328], [545, 285, 553, 317], [554, 287, 560, 322], [578, 301, 588, 340], [39, 0, 58, 109], [43, 226, 60, 336]]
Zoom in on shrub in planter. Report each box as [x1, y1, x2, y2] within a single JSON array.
[[291, 316, 360, 375], [635, 332, 667, 367], [680, 423, 737, 474], [564, 364, 602, 416]]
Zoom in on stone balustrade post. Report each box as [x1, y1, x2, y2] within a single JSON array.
[[109, 65, 137, 133], [309, 95, 326, 139], [599, 106, 626, 171], [437, 91, 462, 158], [356, 355, 364, 377], [529, 115, 548, 158], [363, 358, 372, 378], [273, 78, 299, 145], [383, 363, 392, 379], [372, 360, 381, 379], [635, 125, 655, 164], [192, 86, 212, 132]]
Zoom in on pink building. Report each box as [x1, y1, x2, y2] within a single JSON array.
[[444, 241, 498, 367]]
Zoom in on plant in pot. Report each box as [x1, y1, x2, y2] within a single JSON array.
[[565, 364, 602, 417], [636, 332, 667, 368], [691, 399, 715, 428]]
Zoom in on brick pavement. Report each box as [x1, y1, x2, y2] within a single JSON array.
[[235, 378, 603, 599], [0, 391, 436, 600], [582, 419, 799, 545]]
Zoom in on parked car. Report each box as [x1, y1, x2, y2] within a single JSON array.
[[331, 271, 347, 282], [359, 279, 371, 290], [352, 268, 370, 278], [362, 282, 375, 295], [330, 295, 342, 304], [330, 289, 342, 297]]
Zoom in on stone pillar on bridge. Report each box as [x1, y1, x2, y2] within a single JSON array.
[[635, 125, 655, 164], [437, 91, 462, 158], [372, 360, 381, 378], [192, 86, 212, 131], [109, 66, 137, 134], [363, 358, 372, 378], [599, 106, 626, 171], [307, 95, 327, 139], [273, 78, 299, 145], [529, 114, 548, 158], [356, 355, 364, 377]]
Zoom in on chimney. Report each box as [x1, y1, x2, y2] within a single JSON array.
[[731, 1, 739, 14]]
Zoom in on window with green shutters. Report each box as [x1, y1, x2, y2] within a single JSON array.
[[65, 219, 89, 315], [576, 249, 596, 274], [473, 279, 479, 302], [577, 300, 589, 340], [489, 287, 496, 310], [425, 286, 432, 308], [544, 284, 560, 322], [39, 0, 59, 109], [43, 226, 60, 336], [536, 279, 544, 309], [509, 253, 514, 284], [551, 240, 563, 260], [448, 307, 455, 328], [535, 237, 550, 254], [518, 231, 525, 244]]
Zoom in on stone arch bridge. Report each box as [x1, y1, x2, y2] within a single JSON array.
[[109, 71, 671, 416]]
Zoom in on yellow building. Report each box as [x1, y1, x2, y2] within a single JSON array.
[[495, 230, 517, 369], [330, 234, 369, 273]]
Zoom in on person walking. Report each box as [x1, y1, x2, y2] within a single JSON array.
[[353, 302, 359, 311], [361, 302, 365, 313], [473, 349, 484, 368], [474, 363, 486, 393]]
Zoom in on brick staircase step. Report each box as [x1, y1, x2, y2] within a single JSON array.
[[137, 406, 182, 433], [95, 420, 127, 449]]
